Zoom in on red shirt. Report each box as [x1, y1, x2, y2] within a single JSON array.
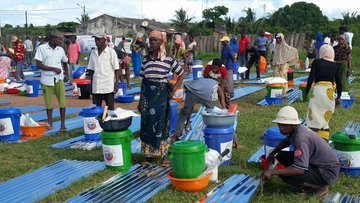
[[238, 37, 250, 55], [204, 64, 227, 80], [13, 41, 25, 62]]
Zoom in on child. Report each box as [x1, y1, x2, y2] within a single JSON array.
[[119, 54, 131, 89]]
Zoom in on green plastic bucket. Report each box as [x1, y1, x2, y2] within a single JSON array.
[[101, 130, 132, 172], [299, 83, 312, 102], [331, 132, 360, 167], [267, 84, 283, 98], [168, 140, 208, 179]]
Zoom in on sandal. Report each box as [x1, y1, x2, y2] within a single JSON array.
[[161, 158, 171, 167]]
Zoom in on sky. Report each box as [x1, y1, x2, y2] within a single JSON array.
[[0, 0, 358, 27]]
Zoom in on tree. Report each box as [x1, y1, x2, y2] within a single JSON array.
[[202, 6, 229, 29], [4, 24, 13, 29], [56, 22, 80, 33], [77, 13, 90, 24], [170, 8, 194, 32], [268, 2, 328, 33]]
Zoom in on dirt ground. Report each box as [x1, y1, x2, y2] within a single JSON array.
[[1, 93, 139, 111]]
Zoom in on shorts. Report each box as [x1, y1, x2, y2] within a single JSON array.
[[42, 80, 66, 110]]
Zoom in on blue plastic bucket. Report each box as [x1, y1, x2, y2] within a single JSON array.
[[169, 101, 178, 134], [30, 65, 38, 71], [192, 66, 203, 80], [261, 127, 292, 157], [117, 82, 127, 96], [25, 80, 40, 97], [203, 127, 234, 166], [81, 106, 104, 140], [0, 108, 21, 142], [73, 67, 86, 79]]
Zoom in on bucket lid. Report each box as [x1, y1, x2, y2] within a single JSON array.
[[0, 107, 21, 114], [101, 130, 132, 139], [331, 132, 360, 145], [203, 127, 234, 134], [263, 127, 286, 139], [76, 79, 91, 85], [169, 140, 208, 153], [269, 84, 283, 88], [299, 83, 307, 88], [82, 106, 104, 115]]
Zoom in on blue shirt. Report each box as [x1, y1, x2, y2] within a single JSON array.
[[221, 45, 236, 70], [255, 37, 268, 51]]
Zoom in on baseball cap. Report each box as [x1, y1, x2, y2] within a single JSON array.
[[220, 36, 230, 42], [92, 33, 106, 39]]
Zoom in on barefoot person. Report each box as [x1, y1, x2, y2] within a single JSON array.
[[263, 106, 340, 199], [35, 30, 69, 131]]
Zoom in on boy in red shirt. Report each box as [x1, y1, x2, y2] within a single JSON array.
[[204, 58, 227, 92]]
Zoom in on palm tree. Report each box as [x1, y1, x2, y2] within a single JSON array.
[[77, 13, 90, 24], [170, 8, 194, 32]]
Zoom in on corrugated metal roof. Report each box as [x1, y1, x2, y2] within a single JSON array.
[[67, 164, 171, 203], [0, 159, 105, 203], [200, 174, 260, 203]]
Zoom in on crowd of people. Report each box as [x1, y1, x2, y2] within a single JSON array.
[[0, 25, 354, 199]]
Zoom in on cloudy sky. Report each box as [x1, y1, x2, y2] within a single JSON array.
[[0, 0, 357, 26]]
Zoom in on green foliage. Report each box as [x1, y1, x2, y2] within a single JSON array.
[[170, 8, 194, 33], [3, 24, 13, 29], [76, 13, 90, 24], [202, 5, 229, 30], [268, 2, 328, 33], [56, 22, 80, 33]]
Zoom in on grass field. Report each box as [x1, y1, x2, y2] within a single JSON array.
[[0, 49, 359, 203]]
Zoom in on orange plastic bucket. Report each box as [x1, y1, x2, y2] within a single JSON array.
[[288, 80, 295, 87], [260, 155, 286, 170], [0, 77, 5, 95]]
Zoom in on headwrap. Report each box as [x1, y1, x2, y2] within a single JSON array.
[[149, 30, 167, 61], [272, 33, 299, 66], [315, 32, 324, 50], [319, 44, 335, 62], [174, 38, 185, 49]]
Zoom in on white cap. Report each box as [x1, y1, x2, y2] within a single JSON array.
[[272, 106, 301, 125]]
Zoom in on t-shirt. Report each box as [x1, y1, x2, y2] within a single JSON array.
[[221, 45, 236, 70], [34, 43, 68, 86], [184, 78, 219, 101], [306, 59, 342, 98], [285, 125, 340, 184], [68, 43, 81, 64], [204, 64, 227, 80], [238, 37, 250, 55], [24, 39, 33, 52], [255, 36, 268, 52]]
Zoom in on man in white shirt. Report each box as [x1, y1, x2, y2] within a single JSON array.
[[35, 30, 69, 131], [87, 33, 119, 110], [24, 36, 33, 65]]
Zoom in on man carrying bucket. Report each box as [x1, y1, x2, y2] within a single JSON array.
[[262, 106, 339, 199], [35, 30, 69, 131]]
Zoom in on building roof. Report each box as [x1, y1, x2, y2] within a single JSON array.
[[88, 14, 175, 34]]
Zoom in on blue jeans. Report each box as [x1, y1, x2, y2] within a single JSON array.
[[15, 61, 25, 80], [238, 55, 247, 79], [69, 64, 76, 84]]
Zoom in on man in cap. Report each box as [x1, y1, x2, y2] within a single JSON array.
[[263, 106, 340, 198], [220, 36, 236, 107], [35, 30, 69, 131], [11, 35, 26, 81], [87, 33, 119, 110]]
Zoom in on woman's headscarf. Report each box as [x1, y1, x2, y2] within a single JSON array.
[[272, 33, 299, 66], [174, 38, 185, 49], [319, 44, 334, 62], [315, 32, 323, 50], [149, 30, 167, 61], [230, 36, 239, 53]]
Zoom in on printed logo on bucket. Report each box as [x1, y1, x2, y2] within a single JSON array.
[[0, 122, 6, 132], [87, 120, 97, 130], [338, 154, 353, 167], [104, 148, 115, 162]]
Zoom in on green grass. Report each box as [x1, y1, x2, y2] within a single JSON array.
[[1, 49, 360, 202]]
